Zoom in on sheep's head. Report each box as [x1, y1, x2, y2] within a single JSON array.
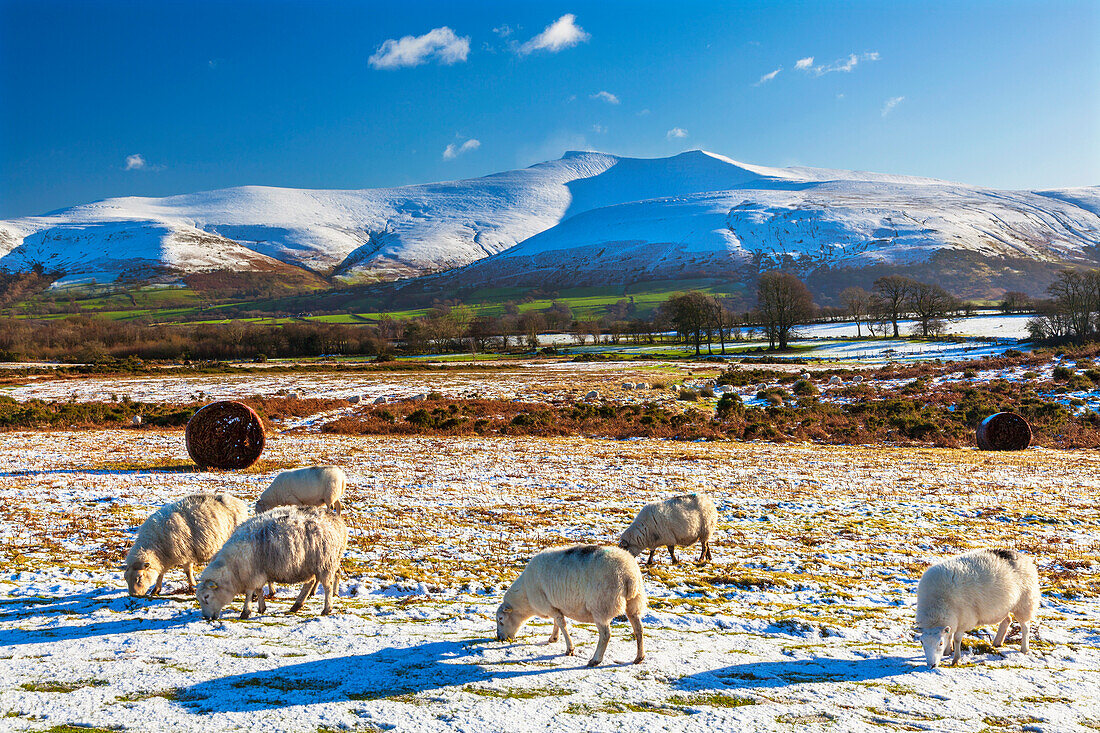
[[920, 626, 951, 668], [124, 556, 158, 597], [196, 578, 233, 621], [618, 532, 644, 557], [495, 601, 525, 641]]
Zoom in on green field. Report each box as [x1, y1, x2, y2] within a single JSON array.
[[10, 278, 746, 325]]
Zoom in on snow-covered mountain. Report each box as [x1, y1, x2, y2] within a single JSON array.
[[1, 150, 1097, 291]]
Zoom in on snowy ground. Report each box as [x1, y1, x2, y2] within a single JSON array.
[[1, 430, 1098, 732]]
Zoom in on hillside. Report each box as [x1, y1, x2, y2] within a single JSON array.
[[1, 151, 1097, 299]]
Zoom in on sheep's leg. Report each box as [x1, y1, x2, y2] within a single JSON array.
[[646, 548, 656, 566], [266, 582, 276, 599], [152, 570, 166, 596], [547, 616, 560, 644], [320, 573, 335, 616], [628, 610, 645, 664], [950, 631, 963, 666], [667, 545, 679, 565], [185, 564, 195, 593], [240, 590, 253, 619], [257, 586, 267, 614], [993, 617, 1012, 647], [1019, 620, 1031, 654], [587, 623, 611, 667], [552, 611, 574, 656], [288, 578, 315, 613], [696, 541, 708, 564], [705, 541, 713, 562]]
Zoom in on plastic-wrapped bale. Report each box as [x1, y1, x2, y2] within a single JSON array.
[[976, 412, 1032, 451], [186, 401, 266, 469]]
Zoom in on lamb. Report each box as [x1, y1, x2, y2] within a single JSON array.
[[496, 545, 646, 667], [255, 466, 346, 515], [915, 548, 1040, 668], [124, 493, 248, 597], [618, 493, 717, 565], [196, 505, 347, 620]]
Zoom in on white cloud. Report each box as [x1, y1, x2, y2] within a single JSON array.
[[590, 90, 619, 104], [492, 24, 513, 38], [755, 67, 781, 85], [591, 123, 607, 134], [881, 96, 905, 117], [124, 154, 147, 171], [666, 127, 688, 140], [519, 14, 589, 55], [637, 108, 651, 116], [443, 138, 480, 160], [369, 27, 470, 69], [796, 51, 879, 76]]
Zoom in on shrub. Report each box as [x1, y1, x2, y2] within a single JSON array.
[[792, 379, 818, 396], [678, 389, 699, 401], [1053, 365, 1075, 381], [716, 393, 744, 418], [700, 387, 716, 399]]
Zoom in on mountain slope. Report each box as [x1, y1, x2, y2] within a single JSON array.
[[0, 151, 1097, 296]]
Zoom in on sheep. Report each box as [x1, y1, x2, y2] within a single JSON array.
[[124, 493, 248, 597], [496, 545, 646, 667], [255, 466, 346, 515], [196, 505, 347, 620], [915, 548, 1040, 668], [618, 493, 717, 566]]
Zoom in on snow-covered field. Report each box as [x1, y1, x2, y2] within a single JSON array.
[[2, 429, 1098, 732]]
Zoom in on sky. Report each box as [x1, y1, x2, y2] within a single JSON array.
[[1, 0, 1097, 219]]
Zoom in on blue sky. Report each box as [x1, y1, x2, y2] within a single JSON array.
[[1, 0, 1097, 218]]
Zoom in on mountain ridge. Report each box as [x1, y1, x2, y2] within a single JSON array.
[[1, 150, 1097, 296]]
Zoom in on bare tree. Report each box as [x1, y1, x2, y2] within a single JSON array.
[[907, 281, 959, 338], [661, 291, 712, 355], [756, 271, 814, 350], [873, 275, 917, 338], [839, 286, 873, 337]]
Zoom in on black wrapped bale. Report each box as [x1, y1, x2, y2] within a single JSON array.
[[186, 401, 265, 469], [976, 412, 1032, 451]]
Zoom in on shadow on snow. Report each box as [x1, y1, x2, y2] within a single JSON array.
[[175, 638, 592, 711], [673, 655, 917, 691]]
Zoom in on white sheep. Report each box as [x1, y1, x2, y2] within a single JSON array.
[[196, 505, 347, 620], [496, 545, 646, 667], [124, 493, 248, 597], [618, 493, 717, 565], [255, 466, 346, 515], [916, 548, 1040, 668]]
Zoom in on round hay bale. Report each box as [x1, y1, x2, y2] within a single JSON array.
[[976, 412, 1032, 451], [186, 401, 265, 470]]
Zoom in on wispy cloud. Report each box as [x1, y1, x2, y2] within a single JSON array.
[[637, 108, 651, 117], [881, 96, 905, 117], [590, 90, 619, 105], [755, 67, 781, 86], [124, 154, 147, 171], [519, 14, 589, 55], [796, 51, 879, 76], [666, 127, 688, 140], [591, 123, 607, 134], [369, 26, 470, 69], [492, 24, 513, 38], [443, 138, 480, 160]]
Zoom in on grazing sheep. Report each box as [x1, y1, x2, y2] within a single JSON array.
[[255, 466, 346, 515], [916, 548, 1040, 668], [124, 493, 248, 597], [828, 375, 843, 385], [496, 545, 646, 667], [196, 505, 347, 620], [373, 396, 387, 404], [619, 493, 718, 565], [585, 390, 599, 400]]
